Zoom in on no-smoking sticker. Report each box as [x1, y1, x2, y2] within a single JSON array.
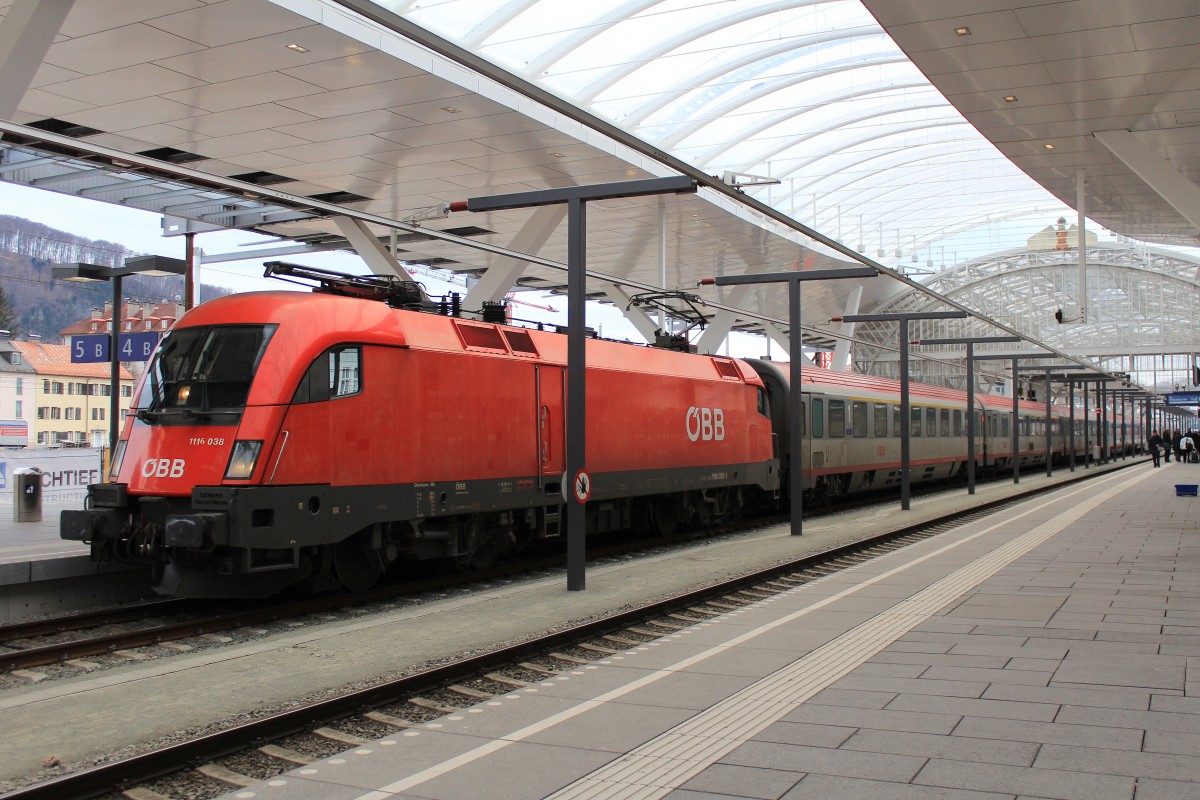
[[573, 470, 591, 503]]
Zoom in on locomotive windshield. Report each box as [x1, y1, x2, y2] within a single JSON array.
[[138, 324, 277, 417]]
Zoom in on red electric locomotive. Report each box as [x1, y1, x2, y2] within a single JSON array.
[[62, 266, 779, 597]]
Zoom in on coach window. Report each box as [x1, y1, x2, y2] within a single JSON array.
[[953, 409, 963, 437], [910, 406, 922, 437], [811, 398, 823, 438], [1001, 414, 1010, 437], [293, 345, 362, 404], [926, 407, 937, 436], [852, 401, 868, 437], [799, 401, 806, 436], [892, 405, 900, 436], [874, 403, 888, 437], [828, 399, 846, 437], [940, 408, 951, 437]]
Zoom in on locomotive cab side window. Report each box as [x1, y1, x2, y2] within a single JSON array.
[[756, 387, 769, 418], [293, 346, 362, 404]]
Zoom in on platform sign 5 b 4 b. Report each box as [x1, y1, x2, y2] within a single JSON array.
[[71, 333, 160, 363]]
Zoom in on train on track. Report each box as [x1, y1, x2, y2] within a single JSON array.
[[62, 264, 1139, 597]]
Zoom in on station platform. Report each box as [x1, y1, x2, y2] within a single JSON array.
[[0, 500, 148, 622], [220, 462, 1199, 800]]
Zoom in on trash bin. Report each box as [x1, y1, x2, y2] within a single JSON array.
[[13, 467, 42, 523]]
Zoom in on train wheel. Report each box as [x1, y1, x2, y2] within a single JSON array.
[[651, 498, 679, 537], [334, 534, 384, 593]]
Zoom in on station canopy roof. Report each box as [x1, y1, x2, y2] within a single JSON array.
[[0, 0, 1192, 371]]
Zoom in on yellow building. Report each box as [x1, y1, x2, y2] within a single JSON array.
[[10, 340, 134, 448]]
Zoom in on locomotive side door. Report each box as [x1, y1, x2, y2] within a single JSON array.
[[535, 365, 565, 482]]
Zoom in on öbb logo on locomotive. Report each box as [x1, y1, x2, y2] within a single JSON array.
[[686, 406, 725, 442], [141, 458, 185, 479]]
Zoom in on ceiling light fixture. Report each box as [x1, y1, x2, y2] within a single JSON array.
[[1004, 95, 1018, 103], [441, 106, 460, 113], [954, 26, 971, 36], [285, 43, 309, 53], [550, 152, 563, 158], [1043, 143, 1056, 150]]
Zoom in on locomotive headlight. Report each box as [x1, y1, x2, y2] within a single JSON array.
[[108, 440, 127, 480], [224, 440, 263, 480], [176, 384, 191, 404]]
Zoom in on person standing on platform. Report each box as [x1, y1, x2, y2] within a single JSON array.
[[1174, 430, 1185, 463], [1149, 431, 1163, 467], [1181, 433, 1194, 464]]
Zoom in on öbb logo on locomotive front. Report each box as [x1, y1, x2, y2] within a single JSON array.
[[141, 458, 185, 479], [686, 406, 725, 442]]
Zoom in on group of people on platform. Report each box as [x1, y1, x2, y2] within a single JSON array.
[[1147, 430, 1200, 467]]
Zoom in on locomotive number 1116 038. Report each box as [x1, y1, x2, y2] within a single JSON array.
[[188, 437, 226, 446]]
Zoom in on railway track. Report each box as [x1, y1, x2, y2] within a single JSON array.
[[0, 461, 1141, 800], [0, 519, 770, 680]]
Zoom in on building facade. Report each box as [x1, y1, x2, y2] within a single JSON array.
[[10, 340, 134, 448], [0, 338, 36, 447]]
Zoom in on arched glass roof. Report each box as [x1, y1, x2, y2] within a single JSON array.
[[850, 242, 1200, 392], [378, 0, 1075, 263]]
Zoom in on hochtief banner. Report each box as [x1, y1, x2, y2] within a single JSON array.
[[0, 449, 103, 506]]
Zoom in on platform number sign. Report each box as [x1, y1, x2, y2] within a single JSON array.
[[573, 470, 592, 504], [70, 333, 160, 363]]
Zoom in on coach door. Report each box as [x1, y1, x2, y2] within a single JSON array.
[[536, 365, 565, 483]]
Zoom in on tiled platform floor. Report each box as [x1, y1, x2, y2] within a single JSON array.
[[222, 464, 1197, 800]]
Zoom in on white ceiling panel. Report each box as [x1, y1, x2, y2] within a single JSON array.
[[190, 128, 313, 158], [57, 0, 203, 39], [69, 97, 208, 132], [274, 74, 466, 118], [270, 133, 423, 163], [275, 108, 421, 142], [26, 61, 84, 90], [12, 88, 95, 119], [280, 48, 425, 90], [45, 23, 206, 74], [146, 0, 311, 47], [374, 112, 542, 148], [387, 91, 512, 125], [354, 159, 485, 184], [163, 72, 325, 113], [43, 64, 207, 106], [153, 26, 369, 83], [170, 102, 316, 137]]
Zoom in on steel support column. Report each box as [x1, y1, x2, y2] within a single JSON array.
[[464, 177, 697, 592], [705, 267, 876, 534]]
